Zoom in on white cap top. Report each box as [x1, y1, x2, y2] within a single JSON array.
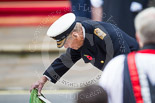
[[47, 13, 76, 37]]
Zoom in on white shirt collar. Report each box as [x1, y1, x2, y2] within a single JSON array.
[[82, 26, 85, 39]]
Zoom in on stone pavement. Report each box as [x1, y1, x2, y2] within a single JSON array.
[[0, 90, 79, 103]]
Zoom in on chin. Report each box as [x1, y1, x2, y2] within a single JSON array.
[[73, 48, 78, 50], [72, 47, 79, 50]]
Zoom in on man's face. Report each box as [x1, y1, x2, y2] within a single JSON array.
[[64, 32, 84, 50]]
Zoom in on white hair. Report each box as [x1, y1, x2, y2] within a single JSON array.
[[135, 7, 155, 44], [68, 22, 82, 36], [72, 22, 82, 32]]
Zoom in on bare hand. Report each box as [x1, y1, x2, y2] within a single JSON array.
[[30, 76, 48, 95]]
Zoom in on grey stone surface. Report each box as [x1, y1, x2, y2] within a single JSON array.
[[0, 27, 65, 53], [0, 90, 79, 103]]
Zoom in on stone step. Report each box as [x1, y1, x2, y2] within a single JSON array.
[[0, 27, 65, 53]]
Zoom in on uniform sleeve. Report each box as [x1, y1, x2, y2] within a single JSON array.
[[120, 28, 139, 52], [43, 48, 81, 83], [109, 23, 139, 53]]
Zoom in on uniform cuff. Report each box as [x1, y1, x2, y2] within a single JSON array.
[[43, 75, 51, 81], [43, 71, 57, 83]]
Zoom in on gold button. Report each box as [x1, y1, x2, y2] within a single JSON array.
[[101, 60, 104, 63]]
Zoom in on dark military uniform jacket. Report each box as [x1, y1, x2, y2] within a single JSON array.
[[44, 20, 139, 83]]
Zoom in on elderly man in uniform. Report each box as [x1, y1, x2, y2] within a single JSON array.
[[99, 7, 155, 103], [30, 13, 139, 95]]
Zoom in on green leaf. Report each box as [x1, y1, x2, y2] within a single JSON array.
[[29, 89, 45, 103]]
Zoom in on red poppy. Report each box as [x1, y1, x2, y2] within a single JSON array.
[[84, 55, 92, 61]]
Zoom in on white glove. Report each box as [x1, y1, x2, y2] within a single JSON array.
[[90, 0, 104, 8], [130, 2, 143, 12]]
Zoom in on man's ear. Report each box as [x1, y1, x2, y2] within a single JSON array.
[[72, 32, 79, 38], [136, 32, 143, 48], [136, 33, 140, 43]]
